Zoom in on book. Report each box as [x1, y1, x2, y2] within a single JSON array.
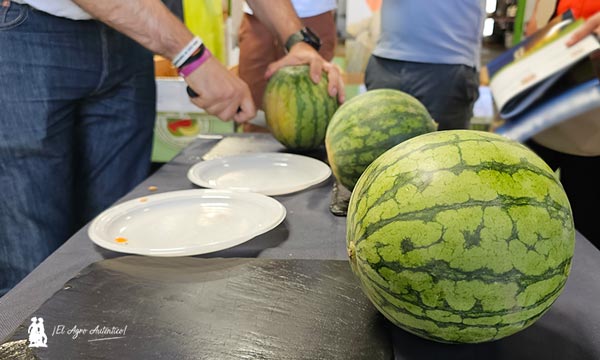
[[483, 10, 600, 142], [494, 78, 600, 142]]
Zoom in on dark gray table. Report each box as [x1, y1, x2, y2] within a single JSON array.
[[1, 133, 599, 359], [0, 134, 347, 342]]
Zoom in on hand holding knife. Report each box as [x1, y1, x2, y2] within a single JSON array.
[[186, 86, 243, 114]]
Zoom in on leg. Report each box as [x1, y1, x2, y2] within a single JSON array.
[[0, 3, 100, 294], [560, 157, 600, 248], [73, 26, 156, 227], [238, 14, 279, 109], [365, 56, 479, 130], [301, 11, 338, 61]]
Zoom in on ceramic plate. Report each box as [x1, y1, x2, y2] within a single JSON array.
[[187, 152, 331, 195], [88, 189, 286, 256]]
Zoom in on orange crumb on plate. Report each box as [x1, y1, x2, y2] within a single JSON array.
[[115, 237, 128, 243], [139, 197, 148, 202], [148, 186, 158, 191]]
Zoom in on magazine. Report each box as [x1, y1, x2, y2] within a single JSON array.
[[494, 78, 600, 142], [484, 10, 600, 142]]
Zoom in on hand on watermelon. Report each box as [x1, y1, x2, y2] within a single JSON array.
[[265, 42, 345, 104]]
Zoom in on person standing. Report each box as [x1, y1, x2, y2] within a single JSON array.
[[365, 0, 486, 130]]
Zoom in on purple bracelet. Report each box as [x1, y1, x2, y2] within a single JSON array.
[[178, 48, 212, 77]]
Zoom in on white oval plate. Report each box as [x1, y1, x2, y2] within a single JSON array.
[[187, 152, 331, 196], [88, 189, 286, 256]]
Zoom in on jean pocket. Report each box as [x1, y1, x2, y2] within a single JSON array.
[[0, 2, 28, 30]]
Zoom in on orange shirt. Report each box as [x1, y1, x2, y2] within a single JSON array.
[[557, 0, 600, 19]]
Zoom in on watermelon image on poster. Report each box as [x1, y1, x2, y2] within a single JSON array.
[[346, 130, 575, 343], [326, 89, 437, 191], [167, 118, 200, 137], [264, 65, 338, 151]]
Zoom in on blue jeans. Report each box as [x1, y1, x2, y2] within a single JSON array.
[[365, 55, 480, 130], [0, 2, 156, 295]]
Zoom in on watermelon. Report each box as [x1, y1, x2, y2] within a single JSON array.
[[325, 89, 437, 190], [346, 130, 575, 343], [263, 65, 338, 151]]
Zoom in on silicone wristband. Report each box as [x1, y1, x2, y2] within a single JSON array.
[[179, 46, 202, 68], [178, 48, 212, 77], [172, 36, 203, 68]]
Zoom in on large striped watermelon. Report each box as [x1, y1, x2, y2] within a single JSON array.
[[347, 130, 575, 343], [264, 65, 338, 151], [325, 89, 437, 190]]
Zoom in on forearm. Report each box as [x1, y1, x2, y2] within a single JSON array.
[[72, 0, 193, 59], [246, 0, 303, 44]]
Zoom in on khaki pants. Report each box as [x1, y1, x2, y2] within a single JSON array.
[[238, 11, 337, 109]]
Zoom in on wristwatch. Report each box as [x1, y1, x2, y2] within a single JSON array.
[[285, 27, 321, 52]]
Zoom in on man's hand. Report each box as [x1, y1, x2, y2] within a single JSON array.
[[185, 57, 256, 123], [265, 42, 345, 103], [567, 13, 600, 46]]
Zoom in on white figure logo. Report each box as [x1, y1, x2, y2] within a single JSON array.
[[27, 317, 48, 348]]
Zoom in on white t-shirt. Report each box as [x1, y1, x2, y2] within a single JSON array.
[[12, 0, 92, 20], [244, 0, 336, 18]]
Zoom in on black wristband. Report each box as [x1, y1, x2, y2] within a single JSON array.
[[285, 27, 321, 52], [178, 44, 206, 70]]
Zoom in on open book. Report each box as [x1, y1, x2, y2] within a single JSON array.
[[484, 11, 600, 142]]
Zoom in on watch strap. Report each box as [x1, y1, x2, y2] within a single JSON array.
[[285, 27, 321, 52]]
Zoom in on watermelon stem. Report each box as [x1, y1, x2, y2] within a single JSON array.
[[347, 241, 356, 262]]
